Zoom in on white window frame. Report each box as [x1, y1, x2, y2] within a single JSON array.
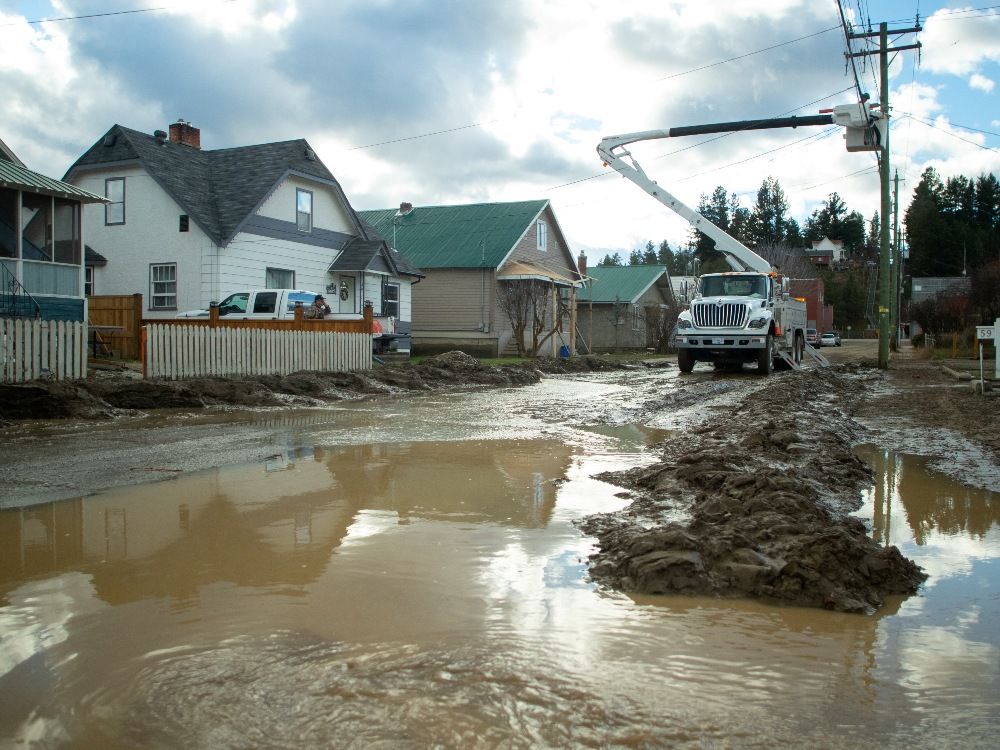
[[265, 267, 295, 289], [85, 266, 94, 296], [382, 281, 400, 317], [105, 177, 125, 225], [296, 188, 313, 233], [536, 220, 547, 251], [631, 304, 642, 332], [149, 262, 177, 310]]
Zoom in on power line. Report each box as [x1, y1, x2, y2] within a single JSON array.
[[654, 25, 840, 82], [1, 1, 240, 27], [348, 120, 503, 151], [899, 114, 1000, 152]]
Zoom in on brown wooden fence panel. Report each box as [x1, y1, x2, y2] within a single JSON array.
[[88, 293, 143, 359]]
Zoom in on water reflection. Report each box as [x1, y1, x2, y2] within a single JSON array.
[[1, 435, 998, 747], [0, 439, 574, 598]]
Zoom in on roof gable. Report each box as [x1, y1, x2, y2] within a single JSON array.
[[578, 265, 672, 303], [65, 125, 360, 246], [358, 200, 549, 268]]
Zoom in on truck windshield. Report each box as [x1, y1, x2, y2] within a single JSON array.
[[699, 275, 767, 299]]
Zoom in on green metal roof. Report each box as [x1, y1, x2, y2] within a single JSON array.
[[578, 264, 670, 303], [0, 160, 107, 203], [358, 200, 547, 268]]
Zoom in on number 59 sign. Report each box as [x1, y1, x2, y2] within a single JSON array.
[[977, 326, 996, 341]]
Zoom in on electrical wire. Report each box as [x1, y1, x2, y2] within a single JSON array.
[[898, 114, 1000, 152], [1, 1, 241, 27]]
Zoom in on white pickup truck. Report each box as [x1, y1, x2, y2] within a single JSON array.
[[176, 289, 325, 319]]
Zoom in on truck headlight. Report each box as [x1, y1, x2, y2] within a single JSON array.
[[748, 317, 768, 329], [677, 318, 692, 329]]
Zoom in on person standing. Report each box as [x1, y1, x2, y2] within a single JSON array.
[[304, 294, 331, 319]]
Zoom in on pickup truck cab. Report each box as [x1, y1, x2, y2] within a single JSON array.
[[176, 289, 325, 319]]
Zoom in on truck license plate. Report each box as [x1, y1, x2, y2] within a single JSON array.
[[712, 338, 724, 345]]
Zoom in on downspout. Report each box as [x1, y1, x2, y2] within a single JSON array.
[[479, 237, 486, 333]]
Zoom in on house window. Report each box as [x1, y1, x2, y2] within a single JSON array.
[[382, 281, 399, 317], [536, 220, 547, 251], [179, 215, 189, 232], [266, 267, 294, 289], [296, 188, 313, 233], [85, 266, 94, 296], [150, 263, 177, 310], [105, 178, 124, 225], [631, 304, 642, 332]]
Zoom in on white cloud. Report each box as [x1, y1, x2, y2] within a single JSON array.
[[969, 73, 995, 93], [921, 9, 1000, 76]]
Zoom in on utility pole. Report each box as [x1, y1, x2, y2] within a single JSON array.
[[892, 170, 903, 351], [889, 170, 900, 352], [848, 20, 920, 368]]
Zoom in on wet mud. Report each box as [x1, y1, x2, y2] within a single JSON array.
[[0, 351, 627, 422], [579, 367, 928, 613]]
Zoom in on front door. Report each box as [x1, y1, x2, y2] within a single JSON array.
[[337, 276, 356, 314]]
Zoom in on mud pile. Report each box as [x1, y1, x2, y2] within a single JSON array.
[[0, 352, 633, 422], [580, 367, 927, 613]]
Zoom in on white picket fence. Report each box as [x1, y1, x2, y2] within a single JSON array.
[[1, 318, 88, 383], [144, 323, 372, 379]]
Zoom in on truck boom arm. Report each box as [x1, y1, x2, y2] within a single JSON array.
[[598, 130, 773, 273], [597, 108, 873, 275]]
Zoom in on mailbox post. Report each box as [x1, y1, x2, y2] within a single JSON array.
[[975, 319, 998, 394]]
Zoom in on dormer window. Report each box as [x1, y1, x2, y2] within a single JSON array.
[[296, 188, 313, 233], [536, 220, 547, 251]]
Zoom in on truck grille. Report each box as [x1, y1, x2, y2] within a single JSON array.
[[691, 301, 749, 328]]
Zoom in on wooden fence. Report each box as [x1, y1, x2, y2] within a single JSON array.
[[88, 293, 143, 359], [142, 306, 374, 380], [1, 319, 88, 383]]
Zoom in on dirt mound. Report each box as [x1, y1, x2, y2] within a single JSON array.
[[0, 352, 544, 422], [579, 366, 926, 613]]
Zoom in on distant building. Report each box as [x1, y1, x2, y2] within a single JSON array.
[[576, 264, 674, 352], [804, 236, 846, 269]]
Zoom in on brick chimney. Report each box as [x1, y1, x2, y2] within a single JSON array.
[[577, 252, 587, 277], [168, 119, 201, 149]]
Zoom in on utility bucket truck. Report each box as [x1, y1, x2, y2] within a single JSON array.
[[595, 108, 876, 373]]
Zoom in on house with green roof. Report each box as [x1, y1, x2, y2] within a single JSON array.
[[576, 264, 675, 351], [63, 120, 422, 351], [1, 137, 107, 321], [359, 200, 584, 357]]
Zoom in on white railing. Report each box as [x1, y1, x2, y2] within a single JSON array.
[[144, 324, 372, 379], [1, 319, 88, 383]]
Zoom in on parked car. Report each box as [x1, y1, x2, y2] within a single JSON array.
[[806, 328, 819, 346], [820, 331, 842, 347], [176, 289, 324, 319]]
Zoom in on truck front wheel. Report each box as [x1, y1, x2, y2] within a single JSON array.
[[757, 334, 774, 375], [677, 348, 695, 373]]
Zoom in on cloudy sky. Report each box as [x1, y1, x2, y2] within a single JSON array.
[[2, 0, 998, 257]]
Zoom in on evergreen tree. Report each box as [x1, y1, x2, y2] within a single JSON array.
[[598, 252, 624, 266], [628, 249, 643, 265], [746, 176, 790, 248], [657, 239, 674, 267], [642, 240, 658, 264]]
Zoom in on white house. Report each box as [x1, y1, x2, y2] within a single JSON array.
[[64, 120, 422, 348], [807, 236, 846, 268]]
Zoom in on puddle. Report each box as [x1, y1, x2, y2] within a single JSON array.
[[0, 418, 997, 746]]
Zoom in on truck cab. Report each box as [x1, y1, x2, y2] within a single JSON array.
[[674, 272, 805, 374], [176, 289, 336, 320]]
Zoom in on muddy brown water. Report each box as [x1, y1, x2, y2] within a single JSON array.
[[1, 373, 998, 748]]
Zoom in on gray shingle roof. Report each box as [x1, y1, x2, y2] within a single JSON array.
[[65, 125, 361, 246], [329, 238, 424, 278]]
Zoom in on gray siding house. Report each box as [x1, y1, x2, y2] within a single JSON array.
[[360, 200, 583, 357]]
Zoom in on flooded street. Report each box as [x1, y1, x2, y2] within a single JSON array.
[[1, 370, 998, 748]]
